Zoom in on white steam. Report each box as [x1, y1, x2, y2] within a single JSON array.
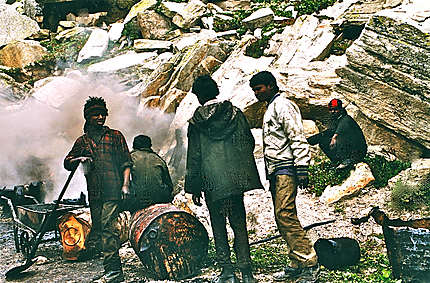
[[1, 71, 173, 202]]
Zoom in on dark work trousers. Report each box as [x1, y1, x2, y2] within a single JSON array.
[[88, 199, 102, 250], [101, 200, 122, 273], [206, 194, 252, 271]]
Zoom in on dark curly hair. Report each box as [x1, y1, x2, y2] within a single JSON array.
[[83, 96, 108, 120]]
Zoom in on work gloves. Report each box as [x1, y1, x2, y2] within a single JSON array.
[[296, 165, 309, 190]]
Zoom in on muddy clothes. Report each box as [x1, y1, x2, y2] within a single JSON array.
[[64, 126, 132, 202], [129, 148, 173, 212], [270, 175, 317, 268], [185, 100, 262, 201], [206, 194, 252, 270], [311, 111, 367, 163], [64, 126, 131, 271], [101, 201, 122, 273]]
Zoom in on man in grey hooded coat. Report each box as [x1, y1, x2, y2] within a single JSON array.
[[185, 75, 263, 283]]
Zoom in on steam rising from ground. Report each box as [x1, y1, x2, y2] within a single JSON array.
[[0, 71, 174, 202]]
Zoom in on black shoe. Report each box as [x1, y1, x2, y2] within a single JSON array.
[[93, 270, 124, 283], [336, 159, 355, 170], [273, 264, 319, 282], [241, 269, 257, 283], [273, 266, 302, 281], [214, 266, 239, 283], [296, 265, 320, 283]]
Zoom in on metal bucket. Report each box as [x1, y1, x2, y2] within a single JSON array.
[[383, 226, 430, 282], [129, 203, 209, 280]]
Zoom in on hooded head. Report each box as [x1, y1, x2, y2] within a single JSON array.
[[192, 75, 219, 105], [133, 135, 152, 150]]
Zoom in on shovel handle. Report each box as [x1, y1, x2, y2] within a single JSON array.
[[250, 219, 336, 246], [27, 168, 77, 260]]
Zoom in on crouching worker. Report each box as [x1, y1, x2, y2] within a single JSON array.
[[185, 75, 263, 283], [128, 135, 173, 213], [307, 99, 367, 169]]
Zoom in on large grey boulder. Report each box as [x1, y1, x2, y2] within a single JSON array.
[[0, 4, 40, 47], [335, 1, 430, 153]]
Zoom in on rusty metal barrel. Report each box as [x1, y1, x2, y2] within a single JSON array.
[[129, 203, 209, 280]]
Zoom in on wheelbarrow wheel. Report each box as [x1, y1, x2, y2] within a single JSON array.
[[19, 231, 31, 258], [13, 226, 20, 253]]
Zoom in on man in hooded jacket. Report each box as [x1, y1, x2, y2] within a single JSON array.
[[185, 75, 263, 283]]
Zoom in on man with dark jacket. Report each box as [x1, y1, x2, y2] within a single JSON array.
[[307, 98, 367, 169], [185, 75, 263, 283], [129, 134, 173, 213], [250, 71, 318, 282], [64, 97, 131, 283]]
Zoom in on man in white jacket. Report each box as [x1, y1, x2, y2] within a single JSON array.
[[250, 71, 319, 282]]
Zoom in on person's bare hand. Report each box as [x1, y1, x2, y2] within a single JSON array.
[[121, 185, 130, 200], [71, 157, 93, 163]]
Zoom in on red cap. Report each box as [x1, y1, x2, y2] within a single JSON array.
[[328, 99, 342, 109]]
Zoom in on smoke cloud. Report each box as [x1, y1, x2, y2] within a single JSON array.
[[0, 71, 174, 202]]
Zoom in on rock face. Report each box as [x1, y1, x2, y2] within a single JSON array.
[[0, 4, 40, 47], [0, 40, 47, 68], [137, 10, 172, 40], [335, 2, 430, 153]]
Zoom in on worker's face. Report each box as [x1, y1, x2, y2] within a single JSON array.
[[88, 111, 106, 127], [329, 107, 341, 118], [252, 84, 274, 103]]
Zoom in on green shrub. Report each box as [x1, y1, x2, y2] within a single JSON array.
[[390, 180, 426, 211], [245, 37, 269, 58], [364, 155, 411, 188], [294, 0, 337, 16], [123, 19, 141, 41], [308, 157, 351, 196], [390, 173, 430, 210]]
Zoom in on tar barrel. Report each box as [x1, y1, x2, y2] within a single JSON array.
[[129, 203, 209, 280], [58, 208, 130, 260]]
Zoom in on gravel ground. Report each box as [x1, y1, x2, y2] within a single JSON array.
[[1, 164, 429, 283]]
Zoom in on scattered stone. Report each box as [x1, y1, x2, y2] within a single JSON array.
[[159, 1, 187, 19], [137, 10, 172, 40], [123, 0, 158, 24], [0, 40, 47, 68], [320, 162, 375, 204], [242, 7, 274, 30], [77, 28, 109, 63], [108, 22, 124, 42], [0, 4, 40, 47], [134, 39, 173, 52], [87, 51, 158, 73], [172, 0, 207, 30]]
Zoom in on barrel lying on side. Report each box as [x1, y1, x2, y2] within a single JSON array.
[[129, 203, 209, 281]]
